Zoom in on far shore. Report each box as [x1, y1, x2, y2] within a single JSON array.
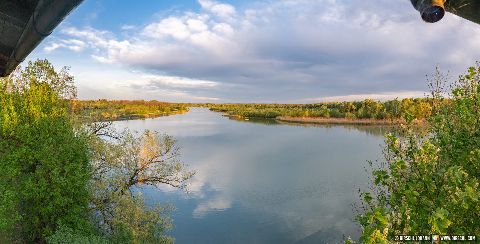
[[77, 110, 189, 123]]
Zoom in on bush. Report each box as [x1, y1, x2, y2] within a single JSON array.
[[47, 226, 110, 244], [0, 60, 92, 242], [356, 65, 480, 243]]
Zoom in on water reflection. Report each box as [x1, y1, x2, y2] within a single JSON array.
[[114, 108, 386, 244], [225, 114, 394, 137]]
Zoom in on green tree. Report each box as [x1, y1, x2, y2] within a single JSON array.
[[0, 60, 91, 242], [355, 65, 480, 243], [1, 59, 194, 243], [86, 126, 194, 243]]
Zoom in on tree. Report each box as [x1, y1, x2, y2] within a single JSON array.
[[1, 59, 195, 243], [355, 65, 480, 243], [0, 60, 91, 242], [414, 100, 432, 120], [86, 126, 194, 243]]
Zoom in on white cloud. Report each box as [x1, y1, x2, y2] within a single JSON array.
[[91, 54, 114, 64], [121, 25, 136, 30], [109, 72, 222, 102], [48, 0, 480, 102], [187, 18, 209, 32], [143, 17, 192, 40], [44, 39, 86, 53], [193, 195, 232, 218], [61, 27, 111, 48], [44, 43, 61, 52], [198, 0, 236, 19], [141, 74, 220, 89]]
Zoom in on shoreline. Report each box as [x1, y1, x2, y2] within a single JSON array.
[[77, 110, 189, 122], [275, 116, 421, 125]]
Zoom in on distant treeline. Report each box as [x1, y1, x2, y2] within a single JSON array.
[[75, 98, 444, 123], [206, 98, 445, 121], [75, 100, 189, 121]]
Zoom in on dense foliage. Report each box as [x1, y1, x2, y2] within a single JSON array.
[[355, 66, 480, 243], [75, 100, 188, 121], [0, 60, 91, 242], [0, 60, 194, 243], [206, 98, 435, 121]]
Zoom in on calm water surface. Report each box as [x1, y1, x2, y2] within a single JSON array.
[[113, 108, 388, 244]]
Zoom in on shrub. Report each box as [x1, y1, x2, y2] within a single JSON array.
[[356, 65, 480, 243]]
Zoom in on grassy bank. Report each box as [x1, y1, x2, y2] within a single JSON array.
[[72, 99, 437, 125], [75, 100, 189, 121], [206, 99, 437, 124], [276, 116, 403, 125]]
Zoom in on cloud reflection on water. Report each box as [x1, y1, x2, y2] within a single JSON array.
[[114, 108, 386, 243]]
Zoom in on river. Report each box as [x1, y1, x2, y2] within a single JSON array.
[[113, 108, 388, 243]]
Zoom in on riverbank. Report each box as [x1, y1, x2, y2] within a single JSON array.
[[225, 114, 427, 125], [205, 100, 435, 125], [77, 110, 188, 122], [75, 100, 189, 122], [276, 116, 402, 125]]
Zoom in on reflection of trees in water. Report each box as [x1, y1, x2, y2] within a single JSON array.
[[284, 123, 394, 137], [335, 125, 394, 137], [294, 225, 351, 244], [224, 115, 282, 125], [225, 115, 394, 137], [339, 124, 428, 138]]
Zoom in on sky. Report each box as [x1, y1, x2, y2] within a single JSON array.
[[28, 0, 480, 103]]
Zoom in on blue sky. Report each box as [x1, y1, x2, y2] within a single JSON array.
[[29, 0, 480, 102]]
